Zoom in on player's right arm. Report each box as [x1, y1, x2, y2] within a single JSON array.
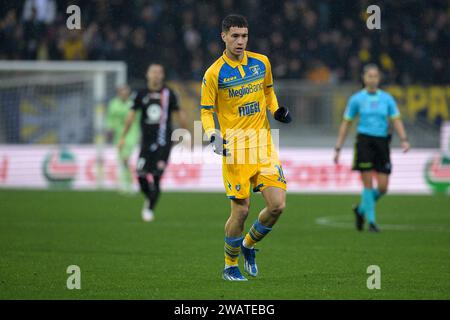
[[200, 68, 229, 156], [105, 99, 117, 142], [105, 100, 116, 129], [334, 95, 358, 164], [118, 92, 139, 151], [199, 68, 218, 139]]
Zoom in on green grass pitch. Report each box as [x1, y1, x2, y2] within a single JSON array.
[[0, 189, 449, 299]]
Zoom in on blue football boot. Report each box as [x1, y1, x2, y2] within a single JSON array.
[[222, 266, 248, 281], [241, 245, 258, 277]]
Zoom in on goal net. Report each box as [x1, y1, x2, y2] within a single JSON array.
[[0, 61, 126, 144], [0, 61, 127, 187]]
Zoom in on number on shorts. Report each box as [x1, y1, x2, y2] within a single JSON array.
[[275, 164, 286, 183]]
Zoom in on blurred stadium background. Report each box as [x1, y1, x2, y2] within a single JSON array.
[[0, 0, 448, 193], [0, 0, 449, 300]]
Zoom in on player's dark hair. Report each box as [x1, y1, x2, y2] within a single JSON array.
[[222, 14, 248, 32], [362, 63, 380, 75], [148, 62, 165, 71], [361, 63, 382, 88]]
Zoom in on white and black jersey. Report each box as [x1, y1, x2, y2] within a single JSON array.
[[131, 86, 179, 151]]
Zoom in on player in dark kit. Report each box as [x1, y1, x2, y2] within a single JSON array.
[[119, 63, 186, 222]]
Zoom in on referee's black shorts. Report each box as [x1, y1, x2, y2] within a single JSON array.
[[136, 143, 172, 177], [352, 133, 392, 175]]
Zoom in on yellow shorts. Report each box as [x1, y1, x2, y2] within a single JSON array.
[[222, 146, 287, 199]]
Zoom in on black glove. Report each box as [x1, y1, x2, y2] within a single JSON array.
[[274, 107, 292, 123], [210, 133, 230, 156]]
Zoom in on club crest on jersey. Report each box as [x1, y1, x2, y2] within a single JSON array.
[[145, 103, 162, 124], [249, 65, 261, 75], [235, 184, 241, 191]]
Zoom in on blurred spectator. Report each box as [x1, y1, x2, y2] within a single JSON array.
[[60, 30, 87, 60], [0, 0, 447, 84], [22, 0, 56, 24], [307, 59, 331, 84], [22, 7, 46, 59]]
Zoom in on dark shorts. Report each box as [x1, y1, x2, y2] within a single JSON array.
[[136, 143, 172, 177], [352, 133, 392, 174]]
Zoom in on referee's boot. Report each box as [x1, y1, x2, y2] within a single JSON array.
[[352, 204, 365, 231], [368, 223, 381, 233]]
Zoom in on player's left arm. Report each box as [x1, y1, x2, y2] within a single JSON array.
[[118, 91, 139, 151], [263, 56, 291, 123], [388, 94, 410, 153], [334, 95, 359, 164]]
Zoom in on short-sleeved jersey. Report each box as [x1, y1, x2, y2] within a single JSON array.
[[344, 89, 400, 138], [131, 86, 179, 150], [200, 50, 279, 149]]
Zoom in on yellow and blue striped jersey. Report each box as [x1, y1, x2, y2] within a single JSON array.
[[200, 50, 279, 149]]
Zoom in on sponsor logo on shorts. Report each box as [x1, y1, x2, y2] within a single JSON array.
[[275, 164, 287, 184]]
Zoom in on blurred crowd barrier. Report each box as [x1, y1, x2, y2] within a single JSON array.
[[1, 78, 448, 149], [0, 145, 448, 194]]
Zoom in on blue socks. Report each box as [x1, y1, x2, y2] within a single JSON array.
[[224, 236, 244, 267], [372, 188, 382, 202], [358, 188, 381, 224], [364, 188, 376, 224], [243, 220, 272, 249]]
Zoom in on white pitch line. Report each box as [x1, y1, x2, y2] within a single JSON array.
[[315, 216, 450, 232]]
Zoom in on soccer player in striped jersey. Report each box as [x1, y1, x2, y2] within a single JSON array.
[[200, 15, 292, 281], [120, 63, 186, 222]]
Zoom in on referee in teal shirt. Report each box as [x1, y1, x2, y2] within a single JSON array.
[[334, 64, 410, 232]]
